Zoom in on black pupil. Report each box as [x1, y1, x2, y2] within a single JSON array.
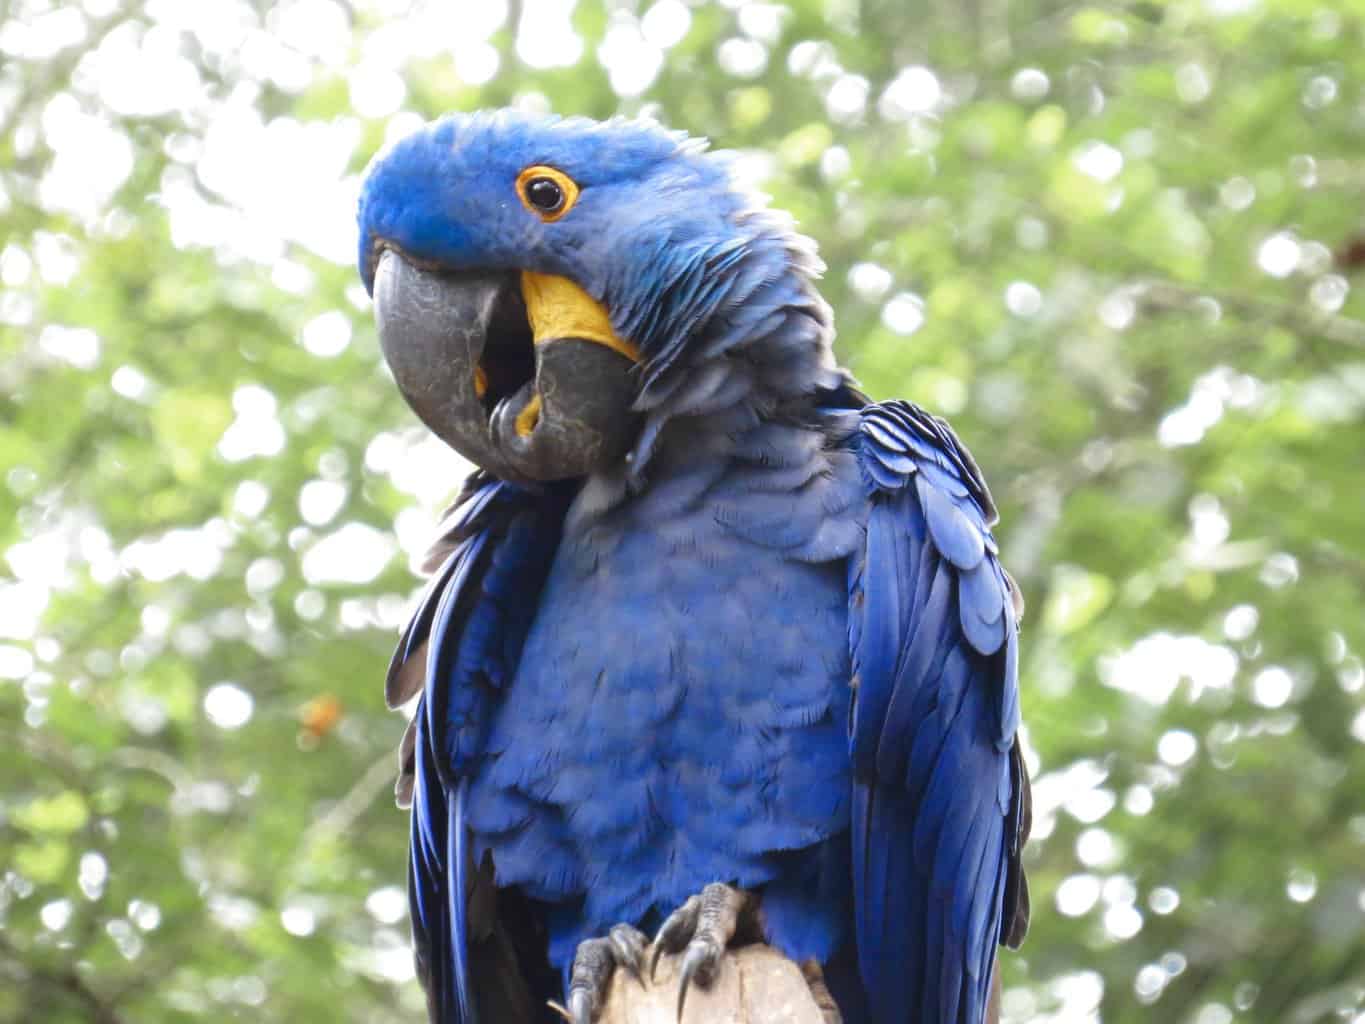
[[527, 177, 564, 212]]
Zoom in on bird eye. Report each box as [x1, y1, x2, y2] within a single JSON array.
[[526, 177, 563, 212], [516, 165, 579, 222]]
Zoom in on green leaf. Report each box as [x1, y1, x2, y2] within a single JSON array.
[[13, 791, 90, 835]]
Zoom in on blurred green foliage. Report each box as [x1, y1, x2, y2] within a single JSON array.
[[2, 1, 1364, 1021]]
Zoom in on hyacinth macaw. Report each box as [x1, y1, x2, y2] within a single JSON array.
[[356, 111, 1030, 1024]]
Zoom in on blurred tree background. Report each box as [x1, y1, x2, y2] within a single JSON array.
[[2, 0, 1364, 1021]]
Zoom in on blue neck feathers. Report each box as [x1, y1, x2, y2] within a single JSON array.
[[612, 192, 848, 482]]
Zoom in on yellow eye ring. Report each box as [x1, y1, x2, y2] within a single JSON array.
[[516, 165, 579, 222]]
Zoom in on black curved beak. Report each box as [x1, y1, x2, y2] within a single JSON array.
[[373, 250, 639, 482]]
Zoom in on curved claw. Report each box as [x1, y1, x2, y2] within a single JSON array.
[[650, 896, 700, 982], [563, 925, 650, 1023], [675, 942, 706, 1021], [676, 957, 694, 1020], [609, 924, 647, 986], [676, 936, 723, 1021], [567, 988, 593, 1024], [649, 942, 666, 985]]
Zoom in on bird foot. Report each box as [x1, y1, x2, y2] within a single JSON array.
[[550, 924, 649, 1024], [649, 882, 759, 1020]]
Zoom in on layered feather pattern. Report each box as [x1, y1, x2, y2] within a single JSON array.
[[392, 474, 571, 1023], [463, 416, 862, 970], [848, 401, 1029, 1024]]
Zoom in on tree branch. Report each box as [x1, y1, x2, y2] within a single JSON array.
[[1134, 279, 1365, 352], [300, 749, 400, 853]]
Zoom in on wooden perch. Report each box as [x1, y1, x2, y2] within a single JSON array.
[[598, 944, 828, 1024]]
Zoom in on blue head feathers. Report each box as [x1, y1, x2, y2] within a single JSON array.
[[359, 112, 725, 287], [358, 111, 842, 416]]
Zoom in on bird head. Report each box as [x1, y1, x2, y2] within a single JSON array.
[[358, 111, 838, 484]]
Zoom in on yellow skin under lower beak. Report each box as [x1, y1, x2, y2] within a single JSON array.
[[514, 393, 542, 436], [502, 272, 640, 437]]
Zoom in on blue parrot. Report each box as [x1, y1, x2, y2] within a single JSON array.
[[356, 111, 1030, 1024]]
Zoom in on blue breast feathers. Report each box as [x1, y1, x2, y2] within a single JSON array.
[[460, 436, 860, 966]]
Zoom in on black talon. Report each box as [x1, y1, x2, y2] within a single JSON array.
[[567, 988, 592, 1024], [565, 923, 651, 1022], [675, 940, 714, 1020], [651, 883, 756, 1019], [649, 896, 699, 981], [676, 957, 693, 1020], [677, 934, 724, 1020], [567, 941, 608, 1024], [609, 924, 647, 985]]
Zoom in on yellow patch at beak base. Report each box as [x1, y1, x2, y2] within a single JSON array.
[[514, 393, 542, 437], [520, 272, 639, 362]]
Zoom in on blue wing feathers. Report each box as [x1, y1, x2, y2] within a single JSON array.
[[966, 809, 1007, 958], [877, 560, 955, 781], [869, 444, 917, 476], [410, 714, 454, 1019], [850, 400, 1026, 1024], [862, 453, 910, 495], [424, 532, 491, 781], [917, 475, 986, 570], [902, 642, 973, 807], [916, 458, 971, 499], [959, 561, 1007, 654], [861, 414, 911, 453], [392, 477, 571, 1024], [388, 544, 466, 707], [447, 781, 476, 1024], [388, 475, 515, 708], [998, 627, 1021, 752], [849, 502, 904, 772]]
